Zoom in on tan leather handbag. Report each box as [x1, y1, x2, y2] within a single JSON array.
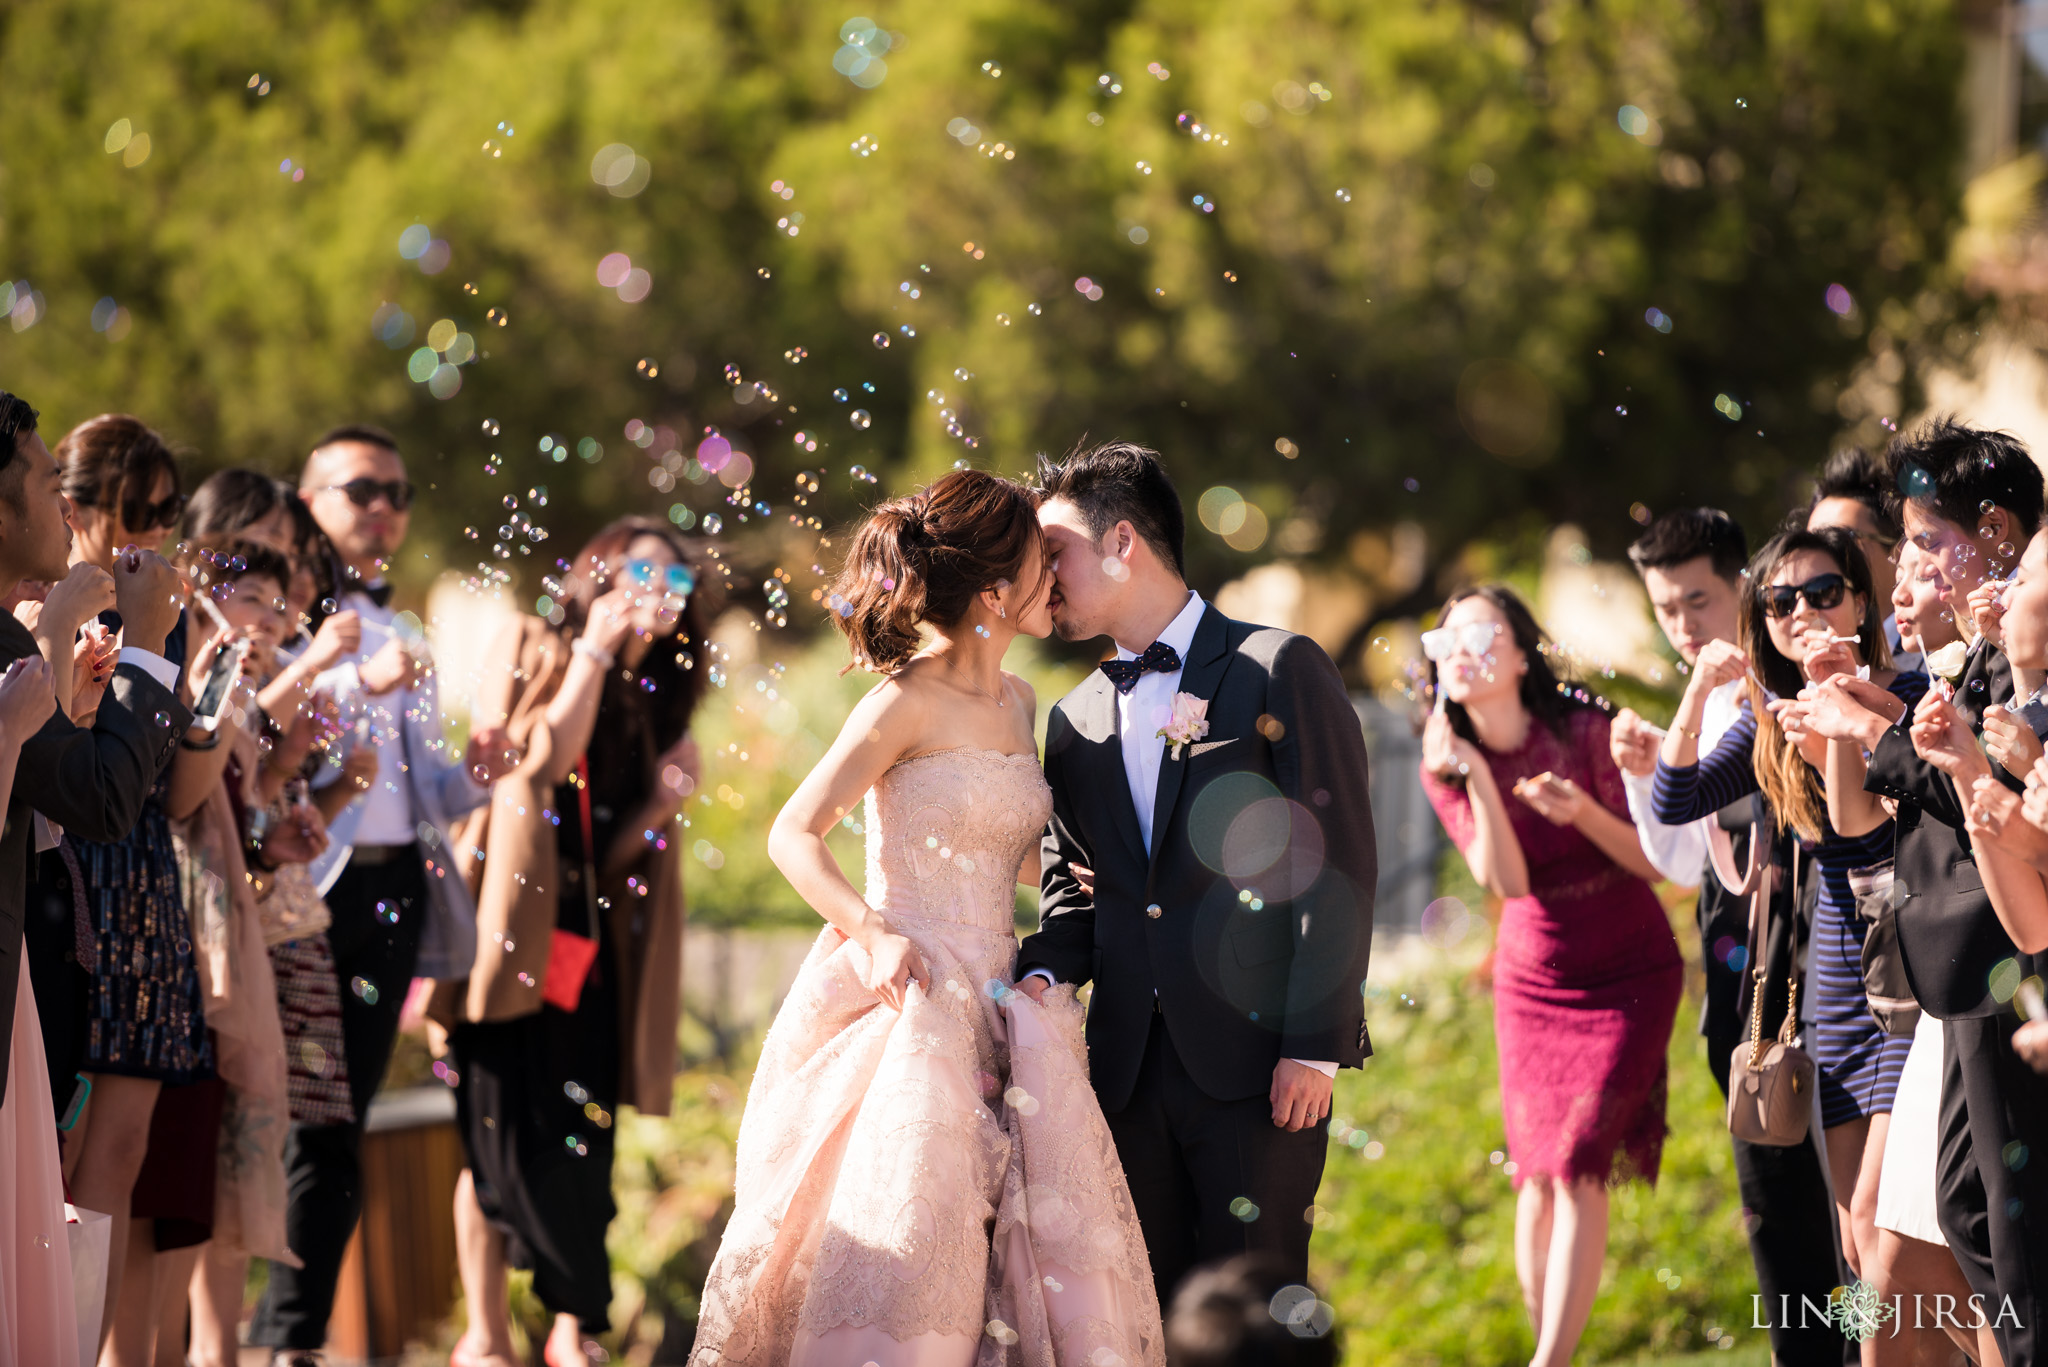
[[1725, 851, 1815, 1147]]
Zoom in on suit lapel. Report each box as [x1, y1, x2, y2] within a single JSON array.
[[1147, 606, 1232, 866]]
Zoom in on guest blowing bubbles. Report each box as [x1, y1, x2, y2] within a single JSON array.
[[1419, 585, 1678, 1367], [50, 414, 231, 1365], [444, 516, 706, 1367], [1660, 526, 1921, 1301], [0, 389, 182, 1366]]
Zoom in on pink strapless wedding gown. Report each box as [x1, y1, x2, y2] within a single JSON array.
[[690, 747, 1163, 1367], [0, 955, 83, 1364]]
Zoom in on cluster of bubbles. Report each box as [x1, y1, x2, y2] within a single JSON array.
[[3, 281, 44, 333], [90, 296, 132, 339], [596, 251, 652, 303], [1269, 1285, 1336, 1339], [406, 317, 478, 399], [1197, 486, 1270, 552], [590, 142, 651, 197], [397, 223, 451, 275], [834, 17, 894, 87], [104, 118, 152, 168]]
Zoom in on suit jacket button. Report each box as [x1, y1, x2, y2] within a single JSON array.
[[1146, 903, 1162, 919]]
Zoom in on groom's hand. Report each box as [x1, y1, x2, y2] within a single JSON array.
[[1270, 1060, 1333, 1131], [1015, 973, 1049, 1004]]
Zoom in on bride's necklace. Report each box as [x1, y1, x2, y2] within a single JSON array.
[[927, 650, 1005, 707]]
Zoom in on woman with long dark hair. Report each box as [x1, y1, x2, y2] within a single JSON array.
[[1653, 525, 1925, 1309], [445, 516, 708, 1367], [1417, 584, 1679, 1367], [47, 414, 218, 1364]]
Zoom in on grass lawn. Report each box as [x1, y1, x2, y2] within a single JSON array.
[[1307, 913, 1796, 1366]]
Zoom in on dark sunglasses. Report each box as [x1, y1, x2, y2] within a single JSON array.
[[1760, 573, 1848, 619], [321, 477, 416, 512], [131, 489, 185, 531]]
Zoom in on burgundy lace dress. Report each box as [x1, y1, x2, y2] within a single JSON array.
[[1421, 708, 1683, 1189]]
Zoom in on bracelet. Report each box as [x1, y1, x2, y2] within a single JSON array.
[[1678, 725, 1701, 740], [572, 638, 616, 669], [180, 726, 222, 752]]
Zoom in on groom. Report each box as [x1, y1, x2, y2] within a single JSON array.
[[1016, 439, 1377, 1305]]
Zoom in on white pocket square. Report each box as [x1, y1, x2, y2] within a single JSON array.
[[1190, 738, 1237, 756]]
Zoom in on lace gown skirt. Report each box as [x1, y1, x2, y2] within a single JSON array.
[[1493, 874, 1684, 1189], [690, 749, 1163, 1367]]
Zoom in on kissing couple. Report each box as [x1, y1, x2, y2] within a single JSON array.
[[688, 440, 1378, 1366]]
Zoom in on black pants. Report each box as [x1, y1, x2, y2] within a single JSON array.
[[1708, 1029, 1857, 1367], [1100, 1012, 1327, 1310], [1935, 1014, 2048, 1367], [251, 848, 428, 1351], [20, 848, 88, 1121]]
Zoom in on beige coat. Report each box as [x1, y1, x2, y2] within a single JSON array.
[[442, 615, 686, 1116], [173, 722, 294, 1262]]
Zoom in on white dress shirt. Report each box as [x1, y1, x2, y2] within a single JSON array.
[[1116, 591, 1207, 853], [1620, 678, 1743, 886], [116, 647, 180, 693], [1035, 591, 1337, 1079], [343, 587, 424, 846]]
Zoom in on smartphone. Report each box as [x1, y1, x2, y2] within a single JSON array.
[[191, 637, 251, 733]]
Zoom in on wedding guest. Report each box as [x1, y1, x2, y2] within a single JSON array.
[[151, 541, 309, 1365], [1866, 540, 1987, 1357], [1164, 1255, 1337, 1367], [1420, 585, 1679, 1367], [1807, 447, 1912, 667], [1852, 420, 2045, 1367], [252, 425, 513, 1365], [1656, 526, 1922, 1305], [170, 481, 366, 1367], [1779, 536, 1992, 1367], [0, 396, 187, 1352], [444, 516, 703, 1367], [45, 414, 229, 1361], [1610, 508, 1850, 1367]]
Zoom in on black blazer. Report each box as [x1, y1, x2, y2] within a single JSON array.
[[1017, 606, 1377, 1110], [0, 610, 187, 1098], [1862, 643, 2032, 1019]]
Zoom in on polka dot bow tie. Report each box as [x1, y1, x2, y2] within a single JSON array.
[[1100, 641, 1182, 695]]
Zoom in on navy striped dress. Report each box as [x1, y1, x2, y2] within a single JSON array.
[[1652, 672, 1926, 1128]]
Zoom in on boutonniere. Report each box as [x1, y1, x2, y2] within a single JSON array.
[[1156, 691, 1210, 760]]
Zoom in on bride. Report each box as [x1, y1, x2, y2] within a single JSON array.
[[688, 470, 1163, 1367]]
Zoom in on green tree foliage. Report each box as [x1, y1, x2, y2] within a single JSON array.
[[0, 0, 1966, 604]]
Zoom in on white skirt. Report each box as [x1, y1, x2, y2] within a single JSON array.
[[1874, 1011, 1947, 1247]]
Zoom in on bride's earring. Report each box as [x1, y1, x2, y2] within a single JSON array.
[[998, 605, 1007, 619]]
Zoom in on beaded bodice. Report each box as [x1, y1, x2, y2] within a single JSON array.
[[863, 746, 1053, 938]]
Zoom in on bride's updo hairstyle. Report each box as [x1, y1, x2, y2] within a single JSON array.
[[830, 469, 1041, 673]]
